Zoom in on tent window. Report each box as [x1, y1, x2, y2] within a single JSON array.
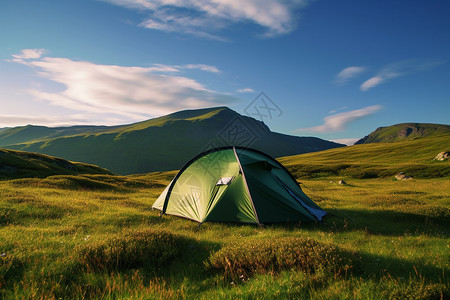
[[216, 176, 234, 186]]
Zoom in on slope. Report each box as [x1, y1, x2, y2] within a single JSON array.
[[0, 124, 124, 146], [279, 133, 450, 179], [355, 123, 450, 144], [0, 148, 112, 180], [2, 107, 344, 174]]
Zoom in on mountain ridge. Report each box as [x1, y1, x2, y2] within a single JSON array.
[[355, 123, 450, 144], [1, 107, 344, 174]]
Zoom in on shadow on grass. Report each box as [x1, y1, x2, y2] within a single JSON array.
[[151, 205, 449, 238], [321, 208, 449, 237], [225, 209, 449, 240], [354, 249, 449, 284], [261, 208, 449, 238]]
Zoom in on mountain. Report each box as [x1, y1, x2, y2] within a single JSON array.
[[0, 107, 344, 174], [0, 148, 111, 180], [355, 123, 450, 144]]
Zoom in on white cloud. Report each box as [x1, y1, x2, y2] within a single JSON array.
[[139, 9, 229, 41], [296, 105, 382, 133], [9, 50, 236, 120], [328, 106, 348, 114], [8, 49, 47, 63], [144, 63, 220, 73], [102, 0, 311, 38], [360, 60, 444, 91], [12, 49, 47, 60], [236, 88, 255, 93], [360, 76, 384, 91], [0, 113, 125, 127], [334, 66, 366, 85], [182, 64, 220, 73]]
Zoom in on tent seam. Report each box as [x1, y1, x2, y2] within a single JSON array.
[[233, 146, 261, 225]]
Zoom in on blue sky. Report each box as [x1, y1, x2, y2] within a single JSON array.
[[1, 0, 449, 144]]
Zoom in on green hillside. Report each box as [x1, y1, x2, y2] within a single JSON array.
[[2, 107, 343, 174], [0, 148, 111, 180], [279, 133, 450, 179], [355, 123, 450, 144], [0, 124, 124, 146]]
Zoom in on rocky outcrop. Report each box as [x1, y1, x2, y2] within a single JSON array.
[[395, 172, 413, 180], [434, 151, 450, 161], [397, 125, 424, 138]]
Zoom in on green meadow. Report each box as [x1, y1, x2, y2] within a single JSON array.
[[1, 136, 449, 299]]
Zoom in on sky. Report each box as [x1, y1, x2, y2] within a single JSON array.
[[1, 0, 449, 145]]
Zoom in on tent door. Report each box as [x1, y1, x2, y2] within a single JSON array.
[[272, 173, 326, 221]]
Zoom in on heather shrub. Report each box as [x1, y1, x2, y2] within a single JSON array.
[[78, 229, 183, 273], [207, 237, 360, 281]]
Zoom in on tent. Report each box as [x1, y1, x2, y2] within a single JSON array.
[[152, 146, 326, 224]]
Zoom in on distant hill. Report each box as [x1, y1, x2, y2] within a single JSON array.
[[1, 107, 344, 174], [0, 124, 124, 146], [355, 123, 450, 144], [279, 133, 450, 179], [0, 148, 111, 180]]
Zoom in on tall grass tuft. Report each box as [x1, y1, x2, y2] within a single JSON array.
[[379, 275, 447, 299], [207, 237, 360, 281], [0, 254, 25, 289], [78, 229, 184, 273]]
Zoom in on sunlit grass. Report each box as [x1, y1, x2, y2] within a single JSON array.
[[279, 133, 450, 179], [0, 153, 448, 299]]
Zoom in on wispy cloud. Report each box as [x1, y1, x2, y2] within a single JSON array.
[[102, 0, 312, 39], [360, 76, 385, 91], [8, 49, 47, 63], [296, 105, 382, 133], [360, 60, 444, 91], [334, 66, 366, 86], [9, 49, 236, 120], [236, 88, 255, 93], [182, 64, 220, 73], [147, 63, 221, 73], [0, 113, 125, 127]]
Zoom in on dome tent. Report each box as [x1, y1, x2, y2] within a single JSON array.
[[152, 147, 326, 224]]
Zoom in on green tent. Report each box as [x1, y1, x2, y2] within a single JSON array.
[[152, 147, 326, 224]]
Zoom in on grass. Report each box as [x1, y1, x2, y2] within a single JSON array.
[[206, 236, 359, 280], [279, 133, 450, 179], [0, 137, 449, 299], [0, 148, 111, 180], [0, 172, 448, 299]]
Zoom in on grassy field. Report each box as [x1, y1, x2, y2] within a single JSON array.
[[1, 137, 449, 299]]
